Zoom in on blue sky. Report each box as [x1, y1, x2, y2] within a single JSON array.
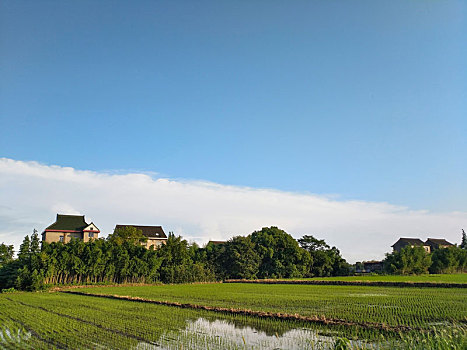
[[1, 1, 466, 211]]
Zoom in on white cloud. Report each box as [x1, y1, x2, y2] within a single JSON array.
[[0, 157, 465, 263]]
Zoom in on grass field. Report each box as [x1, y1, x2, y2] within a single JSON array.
[[80, 283, 467, 328], [292, 274, 467, 284], [1, 291, 466, 349]]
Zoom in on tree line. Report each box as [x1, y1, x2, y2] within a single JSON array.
[[0, 226, 350, 291], [382, 245, 467, 275]]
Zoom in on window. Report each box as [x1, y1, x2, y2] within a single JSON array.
[[59, 236, 64, 242], [88, 232, 94, 238]]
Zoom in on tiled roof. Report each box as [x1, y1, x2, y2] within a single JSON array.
[[208, 241, 226, 245], [425, 238, 454, 246], [114, 225, 167, 239], [45, 214, 88, 231], [391, 238, 425, 247]]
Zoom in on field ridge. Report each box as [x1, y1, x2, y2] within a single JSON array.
[[61, 290, 419, 333]]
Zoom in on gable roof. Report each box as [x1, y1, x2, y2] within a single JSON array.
[[45, 214, 88, 231], [425, 238, 454, 246], [114, 225, 167, 239], [391, 238, 425, 247]]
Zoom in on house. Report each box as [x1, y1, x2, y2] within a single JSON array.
[[391, 238, 430, 253], [425, 238, 454, 251], [42, 214, 100, 244], [114, 225, 167, 249], [362, 260, 383, 273], [207, 241, 226, 246]]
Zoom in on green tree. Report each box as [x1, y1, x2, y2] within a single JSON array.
[[108, 226, 147, 245], [222, 236, 260, 279], [298, 235, 350, 277], [430, 246, 467, 274], [0, 243, 14, 268], [383, 246, 431, 275], [250, 227, 309, 278], [461, 229, 467, 250]]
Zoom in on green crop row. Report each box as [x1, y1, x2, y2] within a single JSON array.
[[1, 291, 466, 349], [79, 283, 467, 328]]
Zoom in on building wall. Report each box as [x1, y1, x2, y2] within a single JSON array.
[[43, 231, 83, 243], [83, 232, 99, 242], [145, 238, 167, 249], [393, 241, 430, 253]]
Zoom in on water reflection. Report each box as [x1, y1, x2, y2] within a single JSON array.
[[134, 317, 358, 350]]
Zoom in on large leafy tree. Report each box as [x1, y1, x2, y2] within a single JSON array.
[[383, 246, 432, 275], [298, 235, 350, 277], [250, 227, 309, 278], [222, 236, 261, 279]]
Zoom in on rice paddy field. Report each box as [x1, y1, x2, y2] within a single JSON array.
[[1, 281, 466, 349], [291, 274, 467, 284], [79, 283, 467, 328]]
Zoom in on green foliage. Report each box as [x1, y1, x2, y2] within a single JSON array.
[[298, 235, 350, 277], [222, 236, 261, 279], [334, 337, 351, 350], [383, 246, 432, 275], [81, 283, 467, 328], [1, 287, 16, 293], [1, 291, 466, 349], [461, 229, 467, 250], [107, 226, 147, 245], [430, 246, 467, 274], [0, 243, 14, 268], [251, 227, 309, 278]]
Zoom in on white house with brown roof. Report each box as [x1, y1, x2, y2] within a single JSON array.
[[42, 214, 100, 244], [114, 225, 167, 249]]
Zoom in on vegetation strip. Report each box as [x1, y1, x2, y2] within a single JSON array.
[[224, 279, 467, 288], [62, 290, 418, 333], [6, 297, 160, 346], [8, 316, 67, 350]]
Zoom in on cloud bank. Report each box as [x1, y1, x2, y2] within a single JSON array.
[[0, 158, 465, 263]]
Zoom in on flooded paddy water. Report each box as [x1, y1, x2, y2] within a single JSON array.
[[0, 291, 465, 349]]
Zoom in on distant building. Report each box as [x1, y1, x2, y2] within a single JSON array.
[[42, 214, 100, 244], [362, 260, 383, 273], [207, 240, 226, 246], [424, 238, 454, 251], [392, 237, 454, 253], [391, 238, 430, 253], [114, 225, 167, 249]]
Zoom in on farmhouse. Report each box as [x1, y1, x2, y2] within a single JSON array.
[[392, 237, 455, 253], [42, 214, 100, 243], [391, 238, 430, 253], [114, 225, 167, 249], [362, 260, 383, 273], [424, 238, 454, 251]]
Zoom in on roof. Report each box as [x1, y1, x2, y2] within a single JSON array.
[[425, 238, 454, 246], [208, 240, 226, 245], [114, 225, 167, 239], [362, 260, 382, 264], [45, 214, 88, 231], [391, 238, 425, 247]]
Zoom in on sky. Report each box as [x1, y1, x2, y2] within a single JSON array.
[[0, 1, 466, 262]]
